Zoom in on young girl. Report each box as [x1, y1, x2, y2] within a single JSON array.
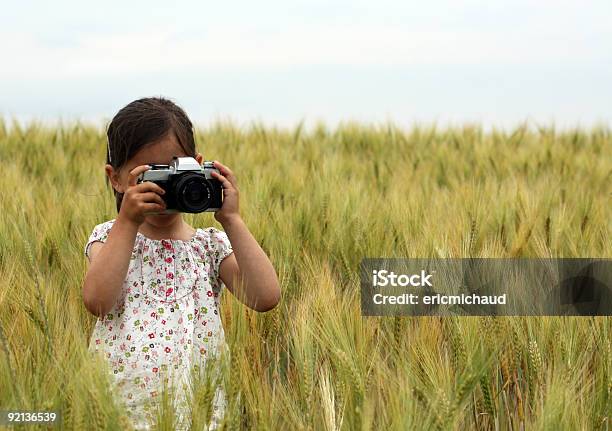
[[82, 97, 281, 430]]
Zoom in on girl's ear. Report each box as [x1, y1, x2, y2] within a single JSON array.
[[105, 164, 125, 193], [195, 153, 203, 164]]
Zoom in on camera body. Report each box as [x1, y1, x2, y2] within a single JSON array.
[[136, 157, 223, 214]]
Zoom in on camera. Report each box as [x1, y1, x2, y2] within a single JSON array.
[[136, 156, 223, 214]]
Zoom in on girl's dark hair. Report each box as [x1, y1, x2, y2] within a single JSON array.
[[106, 96, 196, 213]]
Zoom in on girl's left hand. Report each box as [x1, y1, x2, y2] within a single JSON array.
[[211, 160, 240, 225]]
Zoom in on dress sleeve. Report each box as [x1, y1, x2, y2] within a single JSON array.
[[205, 227, 234, 293], [84, 220, 113, 260]]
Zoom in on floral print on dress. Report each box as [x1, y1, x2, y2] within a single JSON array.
[[84, 219, 233, 430]]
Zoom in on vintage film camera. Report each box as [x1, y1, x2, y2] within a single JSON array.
[[136, 156, 223, 213]]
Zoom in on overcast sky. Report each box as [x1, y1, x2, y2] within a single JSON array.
[[1, 0, 611, 131]]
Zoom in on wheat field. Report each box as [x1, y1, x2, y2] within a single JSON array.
[[0, 118, 610, 430]]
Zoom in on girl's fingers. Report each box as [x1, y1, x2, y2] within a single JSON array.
[[212, 161, 238, 188], [134, 181, 166, 196], [213, 160, 228, 172], [213, 160, 236, 179], [142, 202, 167, 214], [139, 192, 166, 207], [128, 165, 152, 187], [211, 171, 233, 190]]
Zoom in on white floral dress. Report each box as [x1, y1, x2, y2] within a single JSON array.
[[84, 219, 234, 430]]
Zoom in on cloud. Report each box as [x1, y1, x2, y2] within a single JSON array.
[[2, 19, 609, 82]]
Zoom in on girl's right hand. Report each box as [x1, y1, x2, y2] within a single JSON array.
[[117, 165, 167, 226]]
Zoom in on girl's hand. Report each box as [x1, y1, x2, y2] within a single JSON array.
[[211, 160, 240, 225], [117, 165, 167, 226]]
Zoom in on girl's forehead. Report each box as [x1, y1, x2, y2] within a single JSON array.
[[127, 139, 187, 167]]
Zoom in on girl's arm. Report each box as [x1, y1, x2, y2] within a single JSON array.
[[219, 216, 280, 311], [82, 216, 139, 317], [211, 161, 281, 312], [83, 164, 166, 318]]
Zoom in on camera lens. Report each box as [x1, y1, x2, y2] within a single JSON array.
[[174, 173, 212, 212]]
